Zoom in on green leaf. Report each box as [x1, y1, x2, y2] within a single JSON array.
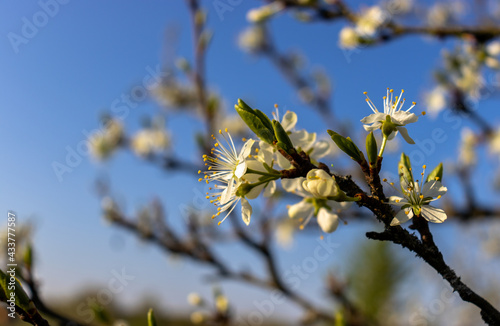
[[327, 130, 363, 162], [235, 99, 276, 145], [0, 268, 33, 314], [148, 308, 157, 326], [272, 120, 294, 153], [365, 131, 378, 165], [426, 163, 443, 183], [398, 152, 413, 187], [24, 243, 33, 270]]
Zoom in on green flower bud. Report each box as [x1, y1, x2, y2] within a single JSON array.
[[365, 131, 378, 165], [24, 243, 33, 271], [426, 162, 443, 182], [327, 130, 363, 162], [272, 119, 294, 153], [148, 308, 157, 326], [381, 115, 398, 138], [399, 152, 413, 186], [235, 99, 276, 145]]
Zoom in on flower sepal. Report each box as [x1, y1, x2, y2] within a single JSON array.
[[327, 130, 364, 163]]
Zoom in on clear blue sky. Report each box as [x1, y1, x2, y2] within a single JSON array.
[[1, 0, 499, 322]]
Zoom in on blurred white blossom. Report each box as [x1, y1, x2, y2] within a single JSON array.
[[131, 128, 170, 157], [425, 87, 447, 117], [238, 25, 266, 53], [89, 119, 124, 161], [247, 2, 284, 23], [458, 127, 478, 167]]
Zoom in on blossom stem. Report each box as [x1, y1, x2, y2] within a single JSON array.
[[378, 136, 388, 157]]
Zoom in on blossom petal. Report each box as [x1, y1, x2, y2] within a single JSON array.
[[361, 112, 386, 124], [397, 126, 415, 144], [277, 152, 292, 169], [281, 111, 297, 131], [288, 200, 314, 220], [422, 180, 447, 198], [390, 208, 413, 226], [234, 160, 248, 178], [246, 183, 265, 199], [311, 140, 334, 159], [239, 139, 255, 159], [281, 178, 305, 193], [363, 122, 382, 131], [241, 198, 252, 225], [263, 180, 276, 197], [317, 208, 339, 233], [388, 196, 408, 206], [258, 141, 274, 166], [421, 205, 447, 223], [391, 111, 418, 125], [220, 178, 235, 205]]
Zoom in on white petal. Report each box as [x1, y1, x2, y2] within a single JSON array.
[[289, 130, 316, 150], [234, 160, 248, 178], [277, 152, 292, 169], [363, 122, 382, 131], [422, 180, 447, 198], [311, 140, 333, 159], [397, 126, 415, 144], [220, 179, 235, 205], [246, 183, 265, 199], [263, 180, 276, 197], [241, 198, 252, 225], [390, 208, 413, 226], [239, 139, 255, 159], [317, 208, 339, 233], [421, 205, 447, 223], [361, 112, 386, 124], [391, 111, 418, 125], [281, 111, 297, 131], [288, 200, 314, 220], [258, 141, 274, 166], [388, 196, 408, 206], [281, 178, 305, 193]]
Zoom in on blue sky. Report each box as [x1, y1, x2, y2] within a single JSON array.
[[1, 0, 499, 323]]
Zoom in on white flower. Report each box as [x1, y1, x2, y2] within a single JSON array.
[[200, 129, 255, 225], [238, 25, 265, 53], [458, 127, 477, 167], [425, 87, 447, 117], [356, 6, 386, 36], [489, 128, 500, 158], [387, 165, 447, 226], [131, 129, 169, 157], [339, 27, 360, 49], [285, 177, 349, 233], [302, 169, 341, 199], [247, 3, 284, 23], [361, 88, 418, 144], [187, 293, 203, 306], [89, 119, 124, 160]]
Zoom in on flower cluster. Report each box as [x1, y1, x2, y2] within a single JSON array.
[[198, 90, 448, 235]]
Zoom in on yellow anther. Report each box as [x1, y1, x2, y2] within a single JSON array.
[[219, 129, 222, 134], [363, 91, 367, 95], [390, 89, 394, 93], [401, 89, 404, 93], [204, 175, 208, 179], [216, 212, 221, 216], [198, 178, 203, 182], [274, 103, 278, 108], [437, 195, 442, 199], [206, 196, 209, 199], [435, 177, 440, 181], [205, 180, 209, 184], [396, 199, 400, 203], [225, 128, 228, 132], [412, 101, 416, 105], [299, 225, 305, 230], [390, 182, 394, 186], [422, 111, 426, 116], [217, 207, 221, 211], [214, 143, 219, 147], [211, 215, 215, 219], [423, 165, 427, 169], [383, 178, 387, 182], [248, 154, 252, 158], [383, 96, 387, 99], [366, 99, 369, 102], [208, 166, 212, 170], [320, 235, 324, 240], [198, 170, 202, 174], [255, 148, 259, 153], [218, 221, 222, 226], [242, 137, 247, 141], [420, 195, 424, 199]]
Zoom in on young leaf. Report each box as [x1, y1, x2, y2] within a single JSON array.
[[327, 130, 363, 162], [426, 163, 443, 182], [366, 131, 378, 165]]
